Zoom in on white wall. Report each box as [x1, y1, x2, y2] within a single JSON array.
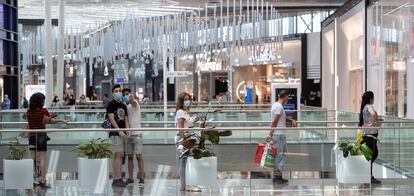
[[336, 1, 365, 112], [322, 24, 335, 110]]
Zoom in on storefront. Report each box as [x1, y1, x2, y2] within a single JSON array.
[[367, 0, 413, 118], [229, 40, 302, 103], [0, 1, 18, 109], [321, 0, 365, 113], [322, 0, 414, 118]]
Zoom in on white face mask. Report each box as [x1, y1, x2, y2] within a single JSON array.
[[184, 100, 191, 108]]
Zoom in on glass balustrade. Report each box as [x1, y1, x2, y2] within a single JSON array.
[[1, 127, 413, 195]]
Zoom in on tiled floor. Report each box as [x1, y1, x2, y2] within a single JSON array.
[[2, 179, 414, 196]]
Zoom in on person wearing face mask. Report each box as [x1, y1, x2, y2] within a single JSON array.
[[122, 89, 145, 186], [175, 92, 202, 192], [359, 91, 382, 184], [106, 84, 130, 187], [266, 90, 297, 184], [51, 96, 60, 107]]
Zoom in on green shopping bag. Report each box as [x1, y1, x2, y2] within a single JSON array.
[[259, 143, 276, 169]]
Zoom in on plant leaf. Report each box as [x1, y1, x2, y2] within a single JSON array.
[[360, 144, 373, 161]]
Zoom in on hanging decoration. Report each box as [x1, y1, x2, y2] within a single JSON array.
[[20, 0, 283, 76]]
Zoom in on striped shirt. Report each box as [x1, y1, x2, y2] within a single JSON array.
[[27, 109, 47, 129]]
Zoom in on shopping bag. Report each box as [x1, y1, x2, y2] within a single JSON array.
[[254, 143, 276, 168]]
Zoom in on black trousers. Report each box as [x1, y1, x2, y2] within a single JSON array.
[[362, 133, 379, 177]]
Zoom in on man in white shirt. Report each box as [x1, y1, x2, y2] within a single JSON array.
[[122, 89, 145, 186], [266, 90, 297, 184]]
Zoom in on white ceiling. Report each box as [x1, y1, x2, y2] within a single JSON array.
[[19, 0, 345, 29], [19, 0, 206, 28]]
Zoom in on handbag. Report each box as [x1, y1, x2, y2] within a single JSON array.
[[254, 143, 276, 168], [102, 118, 112, 129]]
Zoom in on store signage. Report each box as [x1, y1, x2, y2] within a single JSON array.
[[116, 77, 127, 83], [197, 61, 222, 71], [25, 85, 46, 101], [167, 71, 193, 78], [392, 61, 406, 71], [248, 49, 276, 62]]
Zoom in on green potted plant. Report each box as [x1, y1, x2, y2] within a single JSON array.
[[336, 140, 373, 184], [179, 112, 232, 188], [2, 142, 34, 190], [73, 138, 113, 194]]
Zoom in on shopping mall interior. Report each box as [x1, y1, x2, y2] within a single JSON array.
[[1, 0, 414, 195]]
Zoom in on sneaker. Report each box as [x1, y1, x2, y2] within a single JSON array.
[[138, 178, 145, 187], [273, 176, 288, 184], [371, 177, 381, 184], [112, 179, 128, 187], [126, 179, 134, 184]]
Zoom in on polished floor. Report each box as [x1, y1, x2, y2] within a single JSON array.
[[2, 178, 414, 196]]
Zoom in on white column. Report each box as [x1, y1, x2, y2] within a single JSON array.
[[44, 0, 53, 106], [56, 0, 65, 102], [162, 35, 168, 128], [408, 59, 414, 118], [397, 70, 404, 118], [227, 60, 233, 102]]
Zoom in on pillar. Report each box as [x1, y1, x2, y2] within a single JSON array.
[[162, 35, 168, 128], [57, 0, 65, 102], [44, 0, 53, 106]]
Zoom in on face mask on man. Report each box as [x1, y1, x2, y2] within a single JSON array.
[[184, 100, 191, 108], [123, 95, 130, 104], [114, 92, 123, 101]]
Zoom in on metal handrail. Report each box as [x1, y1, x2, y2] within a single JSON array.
[[1, 120, 413, 125], [0, 109, 330, 113], [2, 126, 414, 133]]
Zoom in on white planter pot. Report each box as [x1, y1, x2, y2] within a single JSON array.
[[78, 158, 108, 194], [186, 156, 217, 187], [336, 154, 371, 184], [3, 159, 34, 190]]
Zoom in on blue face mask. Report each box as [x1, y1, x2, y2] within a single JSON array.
[[123, 95, 130, 104], [114, 92, 123, 101], [184, 100, 191, 108]]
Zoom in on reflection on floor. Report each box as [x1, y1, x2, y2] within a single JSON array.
[[2, 178, 414, 196], [0, 162, 412, 195]]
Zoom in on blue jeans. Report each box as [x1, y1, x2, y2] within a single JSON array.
[[175, 136, 187, 188], [272, 134, 287, 171]]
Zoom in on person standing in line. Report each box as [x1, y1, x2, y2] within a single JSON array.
[[359, 91, 382, 184], [26, 93, 68, 188], [50, 96, 60, 107], [266, 90, 297, 184], [1, 94, 11, 110], [122, 89, 145, 186], [79, 94, 88, 105], [106, 84, 130, 187]]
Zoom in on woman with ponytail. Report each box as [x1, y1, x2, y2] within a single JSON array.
[[359, 91, 381, 184]]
